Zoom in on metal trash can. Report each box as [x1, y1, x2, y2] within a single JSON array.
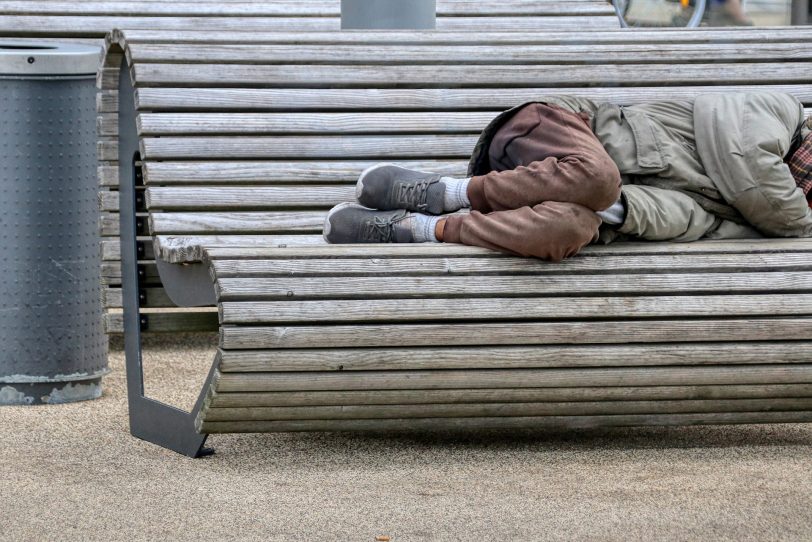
[[0, 42, 108, 405], [341, 0, 437, 29]]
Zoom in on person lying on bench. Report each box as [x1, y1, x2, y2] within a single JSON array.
[[324, 93, 812, 261]]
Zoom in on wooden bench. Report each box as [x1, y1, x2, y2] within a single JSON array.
[[101, 27, 812, 456], [0, 0, 620, 334]]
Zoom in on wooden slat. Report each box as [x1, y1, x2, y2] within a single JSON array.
[[104, 287, 173, 309], [98, 165, 120, 186], [220, 295, 812, 324], [215, 272, 812, 301], [149, 212, 325, 234], [97, 112, 117, 136], [198, 410, 812, 433], [104, 310, 218, 334], [218, 343, 812, 372], [134, 86, 812, 112], [116, 28, 812, 46], [100, 237, 154, 261], [143, 160, 468, 185], [132, 62, 812, 87], [126, 43, 812, 65], [153, 235, 326, 264], [209, 252, 812, 277], [203, 239, 812, 259], [101, 262, 161, 286], [137, 112, 498, 135], [219, 318, 812, 349], [208, 383, 812, 408], [99, 191, 119, 212], [100, 212, 128, 237], [202, 397, 812, 422], [141, 135, 477, 159], [213, 364, 812, 393], [146, 186, 355, 210]]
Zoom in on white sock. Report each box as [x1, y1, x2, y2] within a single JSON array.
[[410, 213, 441, 243], [441, 177, 471, 211], [596, 198, 625, 225]]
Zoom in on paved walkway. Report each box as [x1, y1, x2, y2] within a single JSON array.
[[2, 334, 811, 541]]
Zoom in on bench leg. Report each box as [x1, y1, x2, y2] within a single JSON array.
[[118, 61, 213, 457]]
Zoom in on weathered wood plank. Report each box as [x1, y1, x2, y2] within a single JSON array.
[[132, 63, 811, 88], [149, 212, 325, 234], [198, 410, 812, 433], [203, 239, 812, 260], [134, 86, 812, 112], [137, 112, 497, 135], [208, 383, 812, 408], [219, 294, 812, 324], [209, 252, 812, 277], [202, 397, 812, 422], [143, 160, 468, 185], [141, 135, 477, 160], [97, 89, 118, 113], [219, 318, 812, 349], [146, 186, 355, 210], [104, 287, 173, 309], [218, 342, 812, 372], [101, 262, 161, 286], [98, 165, 120, 187], [153, 235, 325, 264], [117, 28, 812, 46], [99, 191, 119, 212], [100, 212, 128, 237], [215, 272, 812, 301], [213, 364, 812, 393], [97, 112, 117, 137], [100, 237, 154, 261], [127, 43, 812, 65], [104, 310, 218, 334]]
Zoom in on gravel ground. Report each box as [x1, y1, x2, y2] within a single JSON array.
[[1, 333, 811, 541]]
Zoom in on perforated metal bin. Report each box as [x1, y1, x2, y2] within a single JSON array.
[[0, 42, 108, 405]]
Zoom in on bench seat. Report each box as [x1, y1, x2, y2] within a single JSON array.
[[197, 241, 812, 434], [100, 27, 812, 455]]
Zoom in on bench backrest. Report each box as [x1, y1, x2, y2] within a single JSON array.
[[99, 27, 812, 333]]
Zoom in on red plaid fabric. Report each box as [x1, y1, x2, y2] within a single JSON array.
[[788, 130, 812, 208]]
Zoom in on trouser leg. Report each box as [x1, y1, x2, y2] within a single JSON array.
[[442, 201, 602, 262], [467, 103, 621, 213]]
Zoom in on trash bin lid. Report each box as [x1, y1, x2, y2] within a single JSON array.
[[0, 41, 101, 76]]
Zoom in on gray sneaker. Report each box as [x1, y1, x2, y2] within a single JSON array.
[[356, 163, 446, 214], [323, 202, 416, 244]]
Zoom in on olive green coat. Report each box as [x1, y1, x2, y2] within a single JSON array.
[[468, 92, 812, 242]]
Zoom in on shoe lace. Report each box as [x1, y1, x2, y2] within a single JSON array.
[[395, 179, 434, 212], [361, 214, 403, 243]]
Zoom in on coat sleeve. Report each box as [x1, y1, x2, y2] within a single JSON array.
[[694, 93, 812, 238], [619, 185, 761, 241]]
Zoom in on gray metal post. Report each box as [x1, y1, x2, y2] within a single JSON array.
[[791, 0, 810, 25], [0, 42, 108, 405], [341, 0, 436, 29], [117, 61, 213, 458]]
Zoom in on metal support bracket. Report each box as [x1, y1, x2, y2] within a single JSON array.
[[118, 60, 216, 458]]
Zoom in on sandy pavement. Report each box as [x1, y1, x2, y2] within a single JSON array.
[[2, 333, 811, 541]]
